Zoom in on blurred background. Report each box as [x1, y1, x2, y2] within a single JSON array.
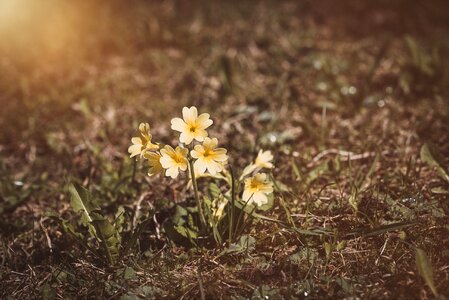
[[2, 0, 449, 174], [1, 0, 449, 143]]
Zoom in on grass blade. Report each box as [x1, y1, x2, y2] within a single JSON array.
[[416, 248, 438, 297], [346, 221, 418, 237], [420, 143, 449, 184]]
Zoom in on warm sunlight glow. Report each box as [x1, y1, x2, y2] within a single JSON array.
[[0, 0, 24, 28], [0, 0, 99, 69]]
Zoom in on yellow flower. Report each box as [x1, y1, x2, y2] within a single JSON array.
[[240, 149, 274, 179], [144, 151, 163, 176], [242, 173, 273, 207], [160, 145, 188, 179], [254, 150, 274, 169], [190, 137, 228, 175], [212, 197, 228, 222], [128, 123, 158, 158], [171, 106, 213, 145]]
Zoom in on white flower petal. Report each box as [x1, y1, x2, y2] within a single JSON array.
[[180, 131, 195, 145], [131, 137, 143, 145], [162, 145, 176, 156], [194, 159, 207, 175], [252, 192, 268, 206], [260, 185, 274, 194], [203, 137, 217, 149], [214, 147, 227, 154], [242, 190, 253, 202], [214, 153, 228, 162], [197, 113, 213, 129], [254, 173, 267, 181], [139, 123, 149, 132], [190, 106, 198, 119], [194, 129, 208, 142], [128, 144, 142, 157], [166, 167, 179, 179], [190, 149, 201, 159], [256, 150, 274, 169], [182, 106, 197, 124], [160, 156, 174, 168], [179, 162, 188, 171], [176, 146, 188, 156], [210, 162, 225, 175], [171, 118, 187, 132]]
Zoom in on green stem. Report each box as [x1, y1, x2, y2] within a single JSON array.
[[188, 159, 207, 230], [237, 206, 256, 237], [131, 158, 137, 184], [234, 194, 253, 238], [228, 166, 236, 245]]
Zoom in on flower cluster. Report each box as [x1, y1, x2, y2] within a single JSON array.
[[128, 106, 274, 208], [240, 150, 274, 207], [128, 123, 158, 159], [128, 106, 228, 179]]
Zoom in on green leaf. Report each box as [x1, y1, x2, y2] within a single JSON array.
[[164, 205, 200, 246], [123, 266, 137, 280], [346, 221, 418, 237], [164, 222, 198, 247], [114, 206, 126, 240], [172, 205, 188, 226], [208, 182, 221, 200], [174, 224, 198, 240], [68, 183, 99, 235], [420, 143, 449, 184], [288, 248, 318, 265], [305, 160, 329, 186], [46, 211, 101, 258], [92, 213, 121, 265], [122, 218, 152, 256], [416, 248, 438, 297], [221, 235, 255, 255], [68, 183, 120, 264]]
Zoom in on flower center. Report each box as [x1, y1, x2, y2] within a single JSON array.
[[173, 154, 185, 164], [250, 182, 261, 191], [203, 149, 211, 157], [189, 124, 197, 132]]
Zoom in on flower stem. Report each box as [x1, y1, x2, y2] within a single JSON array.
[[188, 159, 207, 230], [228, 166, 236, 245]]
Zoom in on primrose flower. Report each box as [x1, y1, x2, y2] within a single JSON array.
[[254, 150, 274, 169], [212, 197, 228, 222], [160, 145, 189, 179], [128, 123, 159, 158], [242, 173, 273, 207], [240, 149, 274, 179], [190, 137, 228, 175], [144, 151, 163, 176], [171, 106, 213, 145]]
